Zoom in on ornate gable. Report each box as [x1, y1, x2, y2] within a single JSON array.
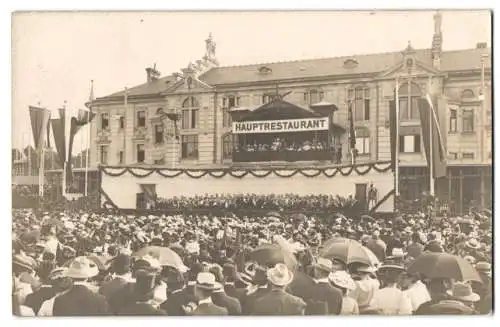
[[379, 41, 441, 78]]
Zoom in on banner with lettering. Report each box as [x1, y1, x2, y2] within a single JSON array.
[[232, 117, 329, 134]]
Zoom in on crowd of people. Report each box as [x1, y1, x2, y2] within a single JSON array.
[[156, 194, 358, 212], [12, 193, 492, 316], [236, 137, 328, 153]]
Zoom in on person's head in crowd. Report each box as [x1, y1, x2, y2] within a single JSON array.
[[107, 245, 118, 257], [475, 261, 491, 279], [425, 277, 454, 300], [446, 281, 480, 311], [194, 272, 221, 301], [110, 253, 132, 276], [266, 263, 293, 290], [311, 257, 333, 280], [377, 259, 406, 286], [132, 268, 158, 303], [63, 256, 99, 284], [329, 270, 356, 296]]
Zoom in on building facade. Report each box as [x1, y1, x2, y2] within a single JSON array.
[[88, 13, 492, 214]]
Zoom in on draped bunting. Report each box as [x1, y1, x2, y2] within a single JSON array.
[[140, 184, 157, 202], [99, 161, 392, 179], [29, 106, 51, 150], [67, 109, 96, 188]]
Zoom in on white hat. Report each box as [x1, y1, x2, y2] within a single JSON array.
[[64, 256, 99, 279], [329, 270, 356, 290], [267, 263, 294, 286], [391, 248, 406, 258], [196, 272, 222, 291], [312, 257, 333, 272]]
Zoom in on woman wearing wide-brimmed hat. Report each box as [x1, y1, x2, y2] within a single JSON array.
[[329, 270, 359, 315], [347, 262, 380, 313], [369, 260, 412, 315]]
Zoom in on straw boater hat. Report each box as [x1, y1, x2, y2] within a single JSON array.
[[329, 270, 356, 291], [447, 282, 480, 302], [356, 263, 377, 274], [465, 238, 481, 250], [267, 263, 294, 287], [64, 256, 99, 279], [196, 272, 222, 291], [13, 254, 35, 273], [312, 257, 333, 273], [378, 259, 406, 272]]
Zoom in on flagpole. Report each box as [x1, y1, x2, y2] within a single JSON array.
[[395, 77, 400, 197], [429, 76, 435, 197]]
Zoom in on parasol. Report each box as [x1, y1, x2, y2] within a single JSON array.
[[320, 237, 379, 266], [134, 246, 188, 272], [407, 252, 481, 282], [248, 243, 297, 270]]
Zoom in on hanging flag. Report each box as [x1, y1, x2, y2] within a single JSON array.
[[418, 95, 447, 178], [66, 108, 96, 188], [29, 106, 51, 150], [50, 112, 66, 167], [348, 101, 356, 150]]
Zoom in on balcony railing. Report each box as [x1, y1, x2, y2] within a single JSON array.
[[232, 149, 333, 162]]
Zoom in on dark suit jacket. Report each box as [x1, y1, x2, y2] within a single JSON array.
[[98, 277, 129, 303], [160, 289, 189, 316], [116, 302, 166, 315], [53, 285, 109, 316], [212, 291, 242, 315], [24, 286, 57, 315], [192, 302, 228, 316], [242, 287, 269, 315], [224, 283, 246, 303], [251, 289, 306, 315], [305, 281, 342, 315]]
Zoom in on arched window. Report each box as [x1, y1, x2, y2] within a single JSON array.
[[398, 82, 421, 120], [461, 89, 475, 99], [181, 97, 199, 129], [222, 133, 234, 159]]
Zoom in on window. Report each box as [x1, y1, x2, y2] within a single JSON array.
[[397, 82, 421, 120], [448, 152, 458, 160], [461, 89, 475, 99], [223, 95, 238, 109], [181, 135, 198, 159], [462, 109, 474, 133], [462, 152, 475, 159], [137, 111, 146, 127], [119, 116, 125, 129], [137, 144, 145, 163], [181, 97, 199, 129], [262, 93, 274, 104], [347, 87, 370, 121], [154, 124, 164, 144], [154, 159, 165, 165], [100, 145, 108, 164], [449, 109, 457, 133], [100, 113, 109, 130], [118, 151, 124, 164], [355, 136, 370, 155], [222, 134, 234, 158], [307, 89, 324, 104], [399, 135, 421, 153]]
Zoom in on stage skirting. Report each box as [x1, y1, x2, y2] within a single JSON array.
[[99, 161, 394, 213]]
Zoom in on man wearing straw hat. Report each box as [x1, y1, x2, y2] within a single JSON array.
[[306, 257, 342, 315], [251, 263, 306, 315], [52, 256, 109, 315], [188, 272, 228, 315]]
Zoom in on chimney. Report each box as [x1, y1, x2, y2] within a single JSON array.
[[432, 11, 443, 69], [146, 67, 153, 83], [476, 42, 487, 49]]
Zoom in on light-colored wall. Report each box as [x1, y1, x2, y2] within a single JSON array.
[[90, 72, 490, 169], [101, 163, 394, 212]]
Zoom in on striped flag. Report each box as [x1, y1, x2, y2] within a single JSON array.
[[418, 87, 447, 179], [29, 106, 51, 150]]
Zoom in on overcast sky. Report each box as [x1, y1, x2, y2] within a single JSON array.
[[12, 10, 491, 152]]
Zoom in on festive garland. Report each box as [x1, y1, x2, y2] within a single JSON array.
[[99, 161, 392, 180]]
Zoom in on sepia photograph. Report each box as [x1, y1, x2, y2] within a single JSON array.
[[11, 9, 492, 317]]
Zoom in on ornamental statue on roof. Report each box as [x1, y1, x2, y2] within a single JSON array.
[[203, 33, 219, 65]]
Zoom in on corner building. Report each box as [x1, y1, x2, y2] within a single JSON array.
[[89, 13, 492, 214]]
